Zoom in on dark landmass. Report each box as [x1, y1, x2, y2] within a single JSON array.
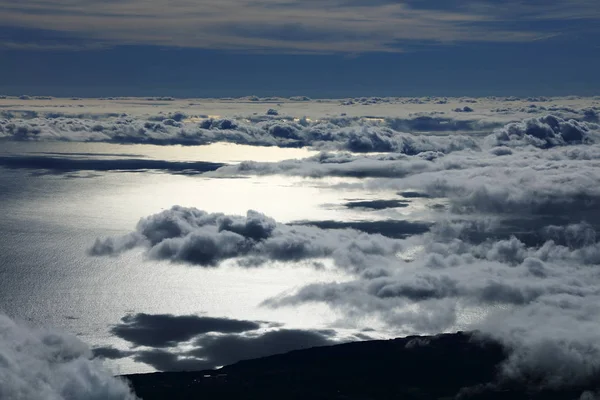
[[123, 332, 598, 400]]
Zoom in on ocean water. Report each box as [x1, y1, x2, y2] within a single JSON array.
[[0, 142, 413, 374]]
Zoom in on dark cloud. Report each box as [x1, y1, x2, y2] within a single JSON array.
[[384, 115, 498, 133], [93, 346, 134, 360], [32, 151, 146, 157], [294, 219, 431, 239], [110, 313, 261, 348], [399, 191, 432, 199], [0, 313, 137, 400], [98, 311, 339, 373], [343, 199, 410, 210], [454, 106, 474, 113], [187, 329, 336, 368], [133, 329, 337, 372], [0, 155, 225, 175]]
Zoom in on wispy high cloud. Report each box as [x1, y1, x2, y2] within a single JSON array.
[[0, 0, 597, 52]]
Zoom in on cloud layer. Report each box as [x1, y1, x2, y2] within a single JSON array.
[[0, 111, 498, 149], [6, 100, 588, 390], [3, 0, 595, 52], [1, 102, 597, 159], [88, 109, 600, 388]]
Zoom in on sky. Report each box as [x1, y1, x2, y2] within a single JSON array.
[[1, 0, 599, 97]]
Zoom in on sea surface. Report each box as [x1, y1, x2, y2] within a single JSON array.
[[0, 141, 417, 374]]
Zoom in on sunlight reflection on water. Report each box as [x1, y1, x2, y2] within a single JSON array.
[[0, 142, 440, 374]]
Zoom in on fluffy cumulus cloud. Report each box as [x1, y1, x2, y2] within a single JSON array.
[[488, 115, 599, 148], [90, 206, 404, 271], [1, 100, 597, 161], [0, 111, 497, 152], [0, 313, 137, 400]]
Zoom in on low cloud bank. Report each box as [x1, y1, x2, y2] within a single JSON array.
[[0, 114, 485, 153], [1, 105, 598, 148], [0, 313, 137, 400]]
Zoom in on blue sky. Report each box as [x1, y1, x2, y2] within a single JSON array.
[[1, 0, 599, 97]]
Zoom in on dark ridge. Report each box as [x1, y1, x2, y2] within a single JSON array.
[[293, 219, 432, 239], [343, 199, 410, 210], [124, 331, 599, 400]]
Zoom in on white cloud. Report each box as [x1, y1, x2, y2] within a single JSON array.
[[90, 207, 404, 272], [0, 313, 137, 400]]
